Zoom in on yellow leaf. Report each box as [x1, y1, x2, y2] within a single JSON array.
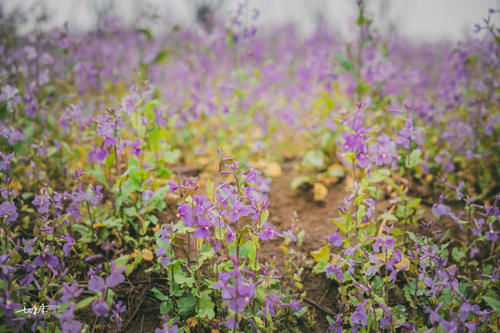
[[314, 182, 328, 201], [263, 162, 282, 178], [311, 246, 330, 263], [396, 254, 410, 270], [186, 317, 198, 327], [130, 249, 141, 258], [142, 249, 154, 261]]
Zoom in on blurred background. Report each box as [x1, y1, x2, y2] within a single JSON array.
[[2, 0, 500, 41]]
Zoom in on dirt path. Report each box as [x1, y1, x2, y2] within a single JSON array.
[[259, 161, 347, 332]]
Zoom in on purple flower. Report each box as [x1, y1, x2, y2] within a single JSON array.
[[19, 263, 36, 286], [351, 301, 368, 326], [33, 191, 51, 215], [168, 181, 179, 192], [88, 276, 105, 293], [61, 319, 82, 333], [178, 203, 194, 226], [424, 304, 442, 325], [22, 237, 37, 254], [92, 299, 109, 316], [0, 152, 14, 171], [229, 200, 253, 221], [326, 262, 344, 281], [0, 201, 18, 225], [61, 280, 83, 303], [485, 224, 498, 242], [441, 319, 459, 330], [396, 118, 421, 149], [155, 322, 179, 333], [90, 185, 103, 207], [106, 261, 125, 288], [455, 181, 465, 200], [131, 139, 142, 157], [226, 226, 236, 244], [432, 196, 459, 222], [121, 94, 137, 114], [56, 303, 81, 333], [214, 269, 256, 314], [329, 314, 343, 333], [227, 283, 256, 313], [458, 302, 477, 322], [142, 189, 154, 201], [258, 222, 278, 241], [281, 299, 301, 311], [111, 301, 126, 328], [0, 254, 16, 278], [34, 246, 59, 270], [194, 225, 211, 238], [224, 317, 238, 330], [379, 303, 392, 328], [62, 233, 74, 257], [328, 232, 343, 247], [261, 293, 281, 316]]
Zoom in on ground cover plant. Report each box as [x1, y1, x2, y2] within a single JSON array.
[[0, 1, 499, 332]]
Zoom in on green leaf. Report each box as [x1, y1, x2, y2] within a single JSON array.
[[408, 149, 421, 168], [303, 150, 326, 169], [247, 238, 257, 268], [260, 209, 269, 223], [164, 149, 180, 164], [138, 28, 153, 40], [178, 294, 196, 316], [378, 213, 397, 222], [71, 224, 91, 241], [115, 256, 130, 268], [153, 50, 168, 64], [86, 168, 109, 189], [291, 176, 311, 190], [174, 271, 194, 288], [483, 296, 500, 313], [407, 231, 424, 245], [330, 218, 346, 233], [198, 296, 215, 319], [451, 247, 465, 261], [357, 205, 366, 223], [125, 255, 143, 275], [106, 288, 115, 306], [149, 127, 162, 153], [160, 302, 168, 315], [335, 54, 355, 73], [152, 287, 169, 301], [396, 204, 408, 218], [408, 198, 421, 209], [369, 168, 390, 183], [75, 296, 98, 310]]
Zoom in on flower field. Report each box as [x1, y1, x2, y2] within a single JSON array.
[[0, 3, 499, 332]]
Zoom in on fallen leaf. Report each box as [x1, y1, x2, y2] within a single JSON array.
[[264, 162, 282, 178], [313, 182, 328, 201], [166, 192, 180, 201], [142, 249, 154, 261]]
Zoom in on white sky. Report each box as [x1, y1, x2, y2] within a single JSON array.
[[3, 0, 500, 41]]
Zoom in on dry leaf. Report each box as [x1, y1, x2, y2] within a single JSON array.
[[142, 249, 154, 261], [130, 249, 141, 258], [166, 192, 180, 201], [264, 162, 282, 178], [313, 182, 328, 201]]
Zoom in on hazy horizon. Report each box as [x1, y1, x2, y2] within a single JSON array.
[[3, 0, 500, 42]]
